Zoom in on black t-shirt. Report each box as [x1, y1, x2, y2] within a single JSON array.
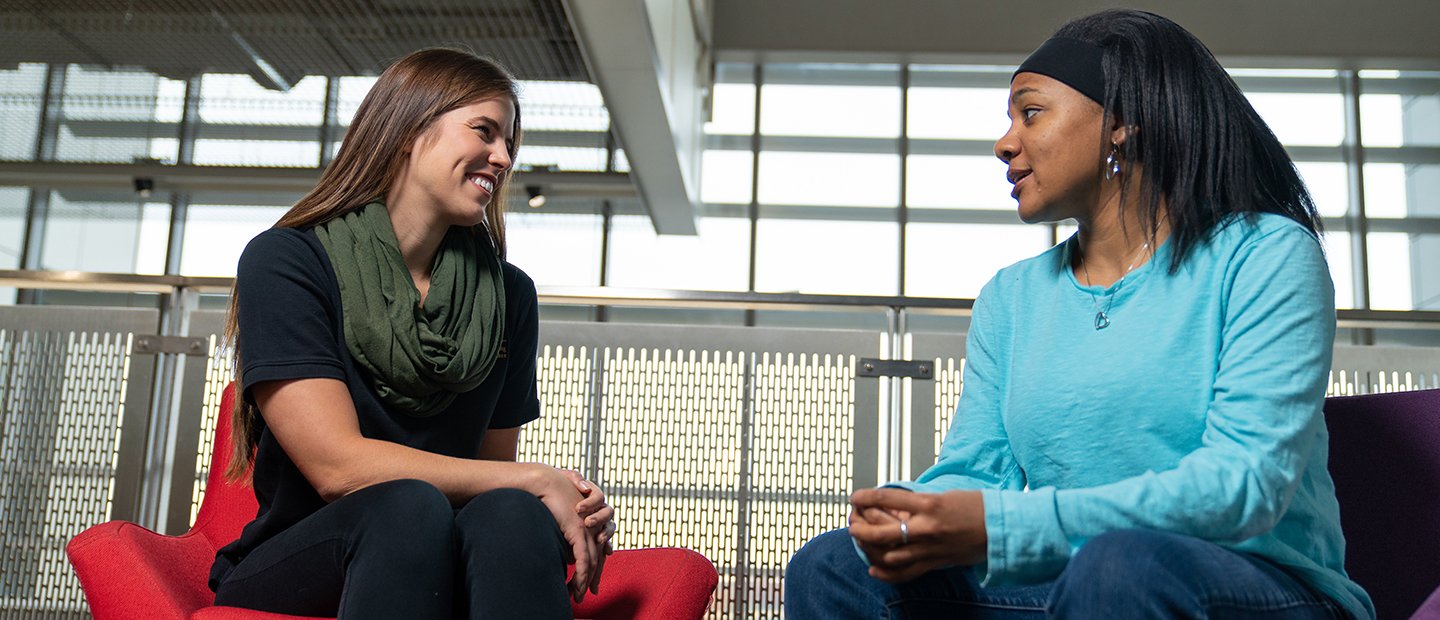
[[209, 227, 541, 590]]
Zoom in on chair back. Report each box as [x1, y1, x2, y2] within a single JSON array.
[[191, 384, 259, 551], [1325, 388, 1440, 619]]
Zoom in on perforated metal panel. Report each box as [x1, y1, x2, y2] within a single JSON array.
[[909, 332, 967, 476], [0, 305, 158, 620], [187, 307, 237, 526], [932, 357, 965, 456], [527, 322, 881, 620], [8, 302, 1440, 620], [523, 344, 597, 473], [1329, 345, 1440, 394], [601, 347, 748, 619], [743, 351, 856, 617]]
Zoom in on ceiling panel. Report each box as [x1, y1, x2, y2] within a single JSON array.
[[0, 0, 589, 87]]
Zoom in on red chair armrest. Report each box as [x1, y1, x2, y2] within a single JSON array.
[[571, 547, 718, 620], [67, 521, 218, 620]]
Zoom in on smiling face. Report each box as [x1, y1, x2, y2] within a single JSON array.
[[994, 72, 1112, 224], [393, 96, 516, 228]]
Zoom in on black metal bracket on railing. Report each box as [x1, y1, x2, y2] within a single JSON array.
[[857, 358, 934, 379], [132, 335, 208, 355]]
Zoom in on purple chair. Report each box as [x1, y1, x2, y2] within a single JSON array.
[[1325, 388, 1440, 619]]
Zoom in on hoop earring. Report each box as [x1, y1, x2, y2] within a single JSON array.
[[1104, 143, 1122, 181]]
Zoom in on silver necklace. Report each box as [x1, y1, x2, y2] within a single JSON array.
[[1079, 240, 1150, 331]]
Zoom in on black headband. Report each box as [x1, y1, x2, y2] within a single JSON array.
[[1013, 37, 1107, 105]]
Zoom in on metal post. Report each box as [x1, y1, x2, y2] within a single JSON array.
[[596, 133, 616, 322], [898, 65, 910, 297], [584, 349, 606, 484], [319, 76, 342, 168], [745, 63, 762, 327], [891, 308, 908, 482], [732, 352, 756, 619], [1341, 70, 1374, 344], [138, 287, 200, 533], [597, 200, 612, 323], [164, 76, 201, 276], [16, 64, 67, 305]]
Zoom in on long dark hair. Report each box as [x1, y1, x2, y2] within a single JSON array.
[[222, 48, 523, 481], [1055, 9, 1322, 271]]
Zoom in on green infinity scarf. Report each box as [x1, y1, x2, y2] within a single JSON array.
[[315, 201, 505, 417]]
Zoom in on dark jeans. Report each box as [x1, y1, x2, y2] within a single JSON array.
[[213, 479, 571, 619], [785, 528, 1349, 619]]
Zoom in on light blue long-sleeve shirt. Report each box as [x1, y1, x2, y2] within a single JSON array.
[[892, 213, 1373, 619]]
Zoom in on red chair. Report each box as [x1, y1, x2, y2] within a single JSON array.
[[67, 385, 718, 620]]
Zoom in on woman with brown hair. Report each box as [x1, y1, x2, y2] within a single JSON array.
[[208, 48, 614, 619]]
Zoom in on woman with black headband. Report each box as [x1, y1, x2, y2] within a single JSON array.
[[786, 9, 1373, 619]]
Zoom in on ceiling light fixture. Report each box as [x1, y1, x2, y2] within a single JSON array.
[[526, 185, 546, 209]]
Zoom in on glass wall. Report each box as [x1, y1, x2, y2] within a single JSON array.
[[1360, 71, 1440, 311], [687, 63, 1440, 311], [2, 62, 1438, 316]]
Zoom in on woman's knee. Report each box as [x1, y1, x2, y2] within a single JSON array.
[[457, 488, 551, 529], [454, 488, 563, 558], [1064, 530, 1185, 584], [785, 529, 891, 618], [1072, 529, 1208, 576], [787, 528, 869, 590], [1051, 529, 1208, 614], [346, 479, 454, 547]]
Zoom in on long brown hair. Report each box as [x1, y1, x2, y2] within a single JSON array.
[[223, 48, 524, 481]]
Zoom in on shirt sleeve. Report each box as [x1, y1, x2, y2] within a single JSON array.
[[866, 276, 1026, 576], [236, 229, 347, 404], [980, 224, 1337, 585], [893, 280, 1027, 496], [487, 263, 541, 429]]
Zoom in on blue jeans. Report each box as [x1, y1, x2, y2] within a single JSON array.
[[785, 528, 1348, 619]]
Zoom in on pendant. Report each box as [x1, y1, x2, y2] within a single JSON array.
[[1094, 311, 1111, 330]]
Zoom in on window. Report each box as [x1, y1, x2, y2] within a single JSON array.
[[759, 64, 899, 138], [193, 74, 326, 167], [755, 218, 898, 295], [2, 60, 1437, 319], [607, 215, 749, 291], [757, 151, 899, 208], [906, 223, 1050, 298], [0, 64, 46, 161], [506, 208, 603, 287], [38, 191, 155, 272], [56, 66, 183, 164], [906, 155, 1011, 210], [180, 205, 288, 276]]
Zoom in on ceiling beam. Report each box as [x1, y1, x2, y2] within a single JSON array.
[[714, 0, 1440, 70], [208, 8, 294, 91], [30, 7, 112, 68], [562, 0, 707, 234]]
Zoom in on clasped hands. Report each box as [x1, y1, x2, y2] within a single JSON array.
[[534, 466, 616, 603], [848, 488, 988, 583]]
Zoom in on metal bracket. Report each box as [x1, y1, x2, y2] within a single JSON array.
[[132, 335, 208, 355], [857, 358, 934, 379]]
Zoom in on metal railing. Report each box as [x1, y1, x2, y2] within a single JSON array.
[[2, 269, 1439, 619]]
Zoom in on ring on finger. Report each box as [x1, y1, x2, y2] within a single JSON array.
[[898, 519, 909, 545], [606, 520, 618, 534]]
